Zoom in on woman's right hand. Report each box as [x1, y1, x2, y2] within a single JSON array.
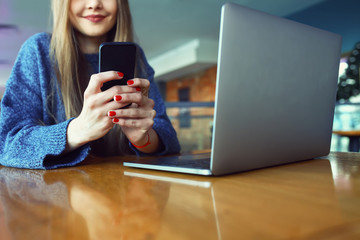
[[66, 71, 128, 151]]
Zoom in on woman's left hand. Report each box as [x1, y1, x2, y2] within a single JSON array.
[[107, 78, 161, 153]]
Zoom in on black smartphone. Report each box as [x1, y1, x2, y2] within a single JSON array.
[[99, 42, 137, 91]]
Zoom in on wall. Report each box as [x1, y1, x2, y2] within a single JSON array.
[[165, 66, 217, 151], [286, 0, 360, 53], [166, 66, 217, 102]]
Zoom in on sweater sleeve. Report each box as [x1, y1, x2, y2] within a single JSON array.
[[129, 46, 181, 156], [0, 34, 90, 169]]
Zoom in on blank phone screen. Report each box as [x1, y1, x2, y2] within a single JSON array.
[[99, 42, 137, 91]]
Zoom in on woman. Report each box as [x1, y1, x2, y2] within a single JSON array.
[[0, 0, 180, 169]]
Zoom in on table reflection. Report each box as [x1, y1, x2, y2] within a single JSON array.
[[0, 162, 170, 240], [329, 152, 360, 192], [328, 153, 360, 223], [0, 168, 86, 239], [124, 170, 221, 240]]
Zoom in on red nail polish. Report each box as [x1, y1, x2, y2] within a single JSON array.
[[117, 72, 124, 78], [127, 80, 134, 85], [136, 87, 141, 91], [108, 111, 116, 117], [114, 95, 122, 101], [113, 118, 119, 123]]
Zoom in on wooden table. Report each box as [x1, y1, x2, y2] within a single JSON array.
[[0, 152, 359, 239]]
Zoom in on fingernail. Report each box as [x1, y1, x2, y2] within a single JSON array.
[[108, 111, 116, 117], [127, 80, 134, 85], [114, 95, 122, 101], [117, 72, 124, 78], [113, 118, 119, 123], [136, 87, 141, 91]]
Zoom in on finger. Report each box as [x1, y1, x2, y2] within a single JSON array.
[[106, 95, 134, 110], [96, 83, 140, 105], [110, 85, 141, 94], [127, 78, 150, 96], [108, 108, 156, 119], [100, 85, 139, 103], [84, 86, 131, 107], [113, 92, 143, 105], [127, 78, 150, 87], [85, 71, 123, 95], [112, 118, 154, 129], [116, 93, 155, 109]]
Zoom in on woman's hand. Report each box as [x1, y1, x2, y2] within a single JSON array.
[[66, 72, 162, 154], [66, 71, 127, 151], [107, 78, 162, 153]]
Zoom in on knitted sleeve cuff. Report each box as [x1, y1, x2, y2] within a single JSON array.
[[42, 119, 91, 169]]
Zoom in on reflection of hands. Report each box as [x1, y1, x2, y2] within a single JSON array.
[[70, 178, 166, 240], [70, 184, 123, 240], [0, 167, 88, 239]]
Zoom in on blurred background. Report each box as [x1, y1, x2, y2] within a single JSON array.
[[1, 0, 360, 152]]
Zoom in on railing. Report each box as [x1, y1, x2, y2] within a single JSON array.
[[165, 102, 360, 152], [166, 102, 214, 152], [332, 103, 360, 152]]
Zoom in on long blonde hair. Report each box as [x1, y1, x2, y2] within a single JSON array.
[[50, 0, 135, 155], [50, 0, 134, 118]]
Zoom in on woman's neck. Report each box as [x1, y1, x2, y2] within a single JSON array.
[[76, 33, 107, 54]]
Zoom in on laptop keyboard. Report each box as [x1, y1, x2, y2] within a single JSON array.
[[131, 152, 211, 170]]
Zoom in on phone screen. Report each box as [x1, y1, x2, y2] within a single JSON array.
[[99, 42, 137, 91]]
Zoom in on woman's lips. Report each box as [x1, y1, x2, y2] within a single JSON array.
[[84, 15, 106, 23]]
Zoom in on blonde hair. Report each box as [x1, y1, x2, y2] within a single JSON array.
[[50, 0, 135, 155]]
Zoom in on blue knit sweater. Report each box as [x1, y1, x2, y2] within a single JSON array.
[[0, 33, 180, 169]]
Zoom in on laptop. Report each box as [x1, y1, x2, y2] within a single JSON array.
[[124, 2, 342, 176]]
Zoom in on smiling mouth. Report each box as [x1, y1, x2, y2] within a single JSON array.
[[84, 15, 106, 23]]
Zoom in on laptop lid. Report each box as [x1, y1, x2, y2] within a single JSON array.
[[210, 3, 342, 175]]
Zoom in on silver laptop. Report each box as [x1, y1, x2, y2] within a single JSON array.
[[124, 2, 342, 176]]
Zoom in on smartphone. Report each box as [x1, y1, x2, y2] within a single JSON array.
[[99, 42, 137, 91]]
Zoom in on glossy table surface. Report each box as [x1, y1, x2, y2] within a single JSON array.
[[0, 152, 359, 240]]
